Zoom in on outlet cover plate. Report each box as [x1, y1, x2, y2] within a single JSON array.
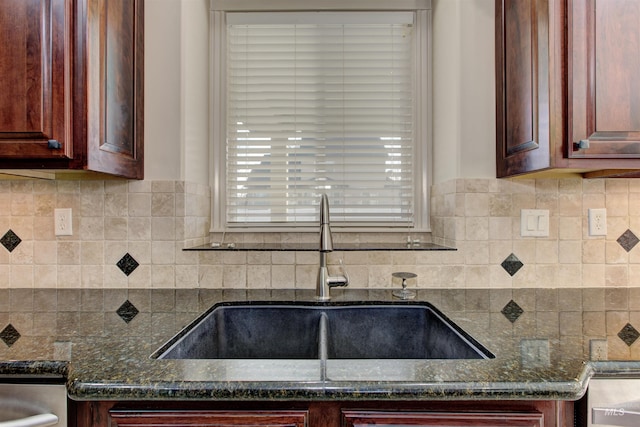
[[54, 208, 73, 236], [588, 208, 607, 236], [589, 339, 607, 361]]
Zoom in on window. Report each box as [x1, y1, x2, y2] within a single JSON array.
[[210, 1, 432, 232]]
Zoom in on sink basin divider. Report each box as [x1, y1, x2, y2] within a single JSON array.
[[318, 311, 329, 361]]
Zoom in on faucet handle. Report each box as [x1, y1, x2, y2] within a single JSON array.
[[339, 259, 349, 283], [326, 259, 350, 288], [334, 259, 349, 287]]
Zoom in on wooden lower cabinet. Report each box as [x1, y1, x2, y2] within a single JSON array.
[[75, 400, 574, 427]]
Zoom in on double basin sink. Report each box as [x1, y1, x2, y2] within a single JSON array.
[[152, 302, 494, 360]]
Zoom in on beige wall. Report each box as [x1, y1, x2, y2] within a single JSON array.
[[145, 0, 498, 184], [432, 0, 496, 183], [144, 0, 183, 181], [180, 0, 210, 185], [144, 0, 210, 184]]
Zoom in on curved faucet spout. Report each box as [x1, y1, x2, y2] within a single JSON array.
[[316, 194, 348, 300]]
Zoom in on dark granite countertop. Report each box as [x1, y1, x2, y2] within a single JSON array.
[[1, 287, 640, 401]]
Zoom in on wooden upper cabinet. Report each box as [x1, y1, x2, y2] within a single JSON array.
[[496, 0, 555, 177], [0, 0, 73, 159], [496, 0, 640, 178], [82, 0, 144, 179], [568, 0, 640, 159], [0, 0, 143, 179]]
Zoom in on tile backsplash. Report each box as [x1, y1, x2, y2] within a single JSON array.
[[1, 177, 640, 290], [0, 180, 209, 289]]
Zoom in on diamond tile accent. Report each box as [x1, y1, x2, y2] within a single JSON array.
[[617, 229, 640, 253], [618, 323, 640, 347], [501, 253, 524, 277], [0, 324, 21, 347], [117, 253, 139, 276], [501, 300, 524, 323], [0, 230, 21, 253], [116, 300, 139, 323]]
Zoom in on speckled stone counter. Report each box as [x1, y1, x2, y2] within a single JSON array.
[[0, 360, 67, 378], [1, 288, 640, 401]]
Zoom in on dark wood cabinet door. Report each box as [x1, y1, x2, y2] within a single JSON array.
[[568, 0, 640, 159], [495, 0, 553, 177], [0, 0, 73, 159], [109, 410, 308, 427], [343, 410, 544, 427], [82, 0, 144, 178]]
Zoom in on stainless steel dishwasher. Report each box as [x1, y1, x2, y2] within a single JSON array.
[[0, 378, 67, 427], [588, 378, 640, 427]]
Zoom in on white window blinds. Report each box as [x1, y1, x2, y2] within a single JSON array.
[[225, 12, 415, 227]]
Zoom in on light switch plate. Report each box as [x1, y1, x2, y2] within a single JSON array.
[[520, 209, 549, 237]]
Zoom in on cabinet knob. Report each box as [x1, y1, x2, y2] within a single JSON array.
[[48, 140, 62, 149], [574, 139, 590, 150]]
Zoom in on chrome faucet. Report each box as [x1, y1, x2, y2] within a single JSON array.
[[316, 194, 349, 300]]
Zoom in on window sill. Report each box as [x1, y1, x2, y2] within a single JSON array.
[[184, 242, 455, 251]]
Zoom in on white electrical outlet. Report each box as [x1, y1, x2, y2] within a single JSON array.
[[588, 208, 607, 236], [54, 208, 73, 236]]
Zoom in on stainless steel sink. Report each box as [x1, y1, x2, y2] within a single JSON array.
[[152, 302, 494, 360]]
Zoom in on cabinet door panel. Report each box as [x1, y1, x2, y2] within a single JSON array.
[[104, 0, 135, 157], [0, 0, 72, 158], [569, 0, 640, 158], [343, 410, 544, 427], [109, 410, 308, 427], [85, 0, 144, 178], [495, 0, 551, 176], [595, 1, 640, 132]]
